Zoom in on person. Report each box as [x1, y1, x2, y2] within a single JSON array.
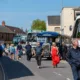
[[67, 39, 80, 80], [61, 42, 67, 60], [5, 44, 10, 56], [51, 42, 60, 68], [34, 42, 43, 68], [9, 44, 15, 60], [49, 38, 53, 46], [17, 42, 23, 60], [1, 42, 5, 50], [25, 42, 32, 61], [1, 42, 5, 55], [0, 43, 4, 57]]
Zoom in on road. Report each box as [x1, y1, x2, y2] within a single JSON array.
[[0, 55, 73, 80]]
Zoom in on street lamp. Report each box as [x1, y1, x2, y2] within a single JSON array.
[[61, 0, 63, 9], [60, 0, 64, 45]]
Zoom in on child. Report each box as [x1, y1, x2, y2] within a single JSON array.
[[9, 44, 15, 60]]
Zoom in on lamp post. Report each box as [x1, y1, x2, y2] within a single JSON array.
[[61, 0, 63, 9], [60, 0, 64, 45]]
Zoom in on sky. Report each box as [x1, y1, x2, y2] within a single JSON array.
[[0, 0, 80, 31]]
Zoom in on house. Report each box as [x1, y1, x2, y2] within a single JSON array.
[[0, 25, 15, 43], [2, 21, 26, 35], [61, 7, 80, 36], [47, 16, 61, 33], [0, 21, 26, 43]]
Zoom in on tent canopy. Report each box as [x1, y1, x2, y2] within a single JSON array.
[[37, 31, 60, 37]]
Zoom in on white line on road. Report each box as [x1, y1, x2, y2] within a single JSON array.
[[53, 72, 71, 80], [53, 72, 62, 76], [67, 78, 71, 80]]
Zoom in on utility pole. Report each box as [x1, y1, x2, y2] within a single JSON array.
[[61, 0, 63, 9], [60, 0, 64, 45], [61, 0, 64, 35]]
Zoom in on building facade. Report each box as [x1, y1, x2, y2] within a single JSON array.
[[0, 21, 26, 43], [1, 21, 26, 35], [61, 7, 80, 36], [47, 16, 61, 33], [0, 25, 15, 43]]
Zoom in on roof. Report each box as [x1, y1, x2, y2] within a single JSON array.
[[37, 31, 60, 37], [5, 25, 26, 34], [48, 16, 60, 26], [61, 7, 80, 11], [0, 25, 15, 33]]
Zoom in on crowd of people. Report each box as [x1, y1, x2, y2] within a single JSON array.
[[0, 41, 68, 68], [0, 39, 80, 80]]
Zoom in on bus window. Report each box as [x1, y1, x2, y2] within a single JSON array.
[[73, 19, 80, 38], [27, 33, 37, 42]]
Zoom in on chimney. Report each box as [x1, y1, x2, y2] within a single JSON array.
[[2, 21, 5, 26]]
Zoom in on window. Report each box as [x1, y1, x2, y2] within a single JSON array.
[[55, 27, 60, 33]]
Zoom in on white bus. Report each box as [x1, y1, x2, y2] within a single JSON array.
[[72, 16, 80, 46]]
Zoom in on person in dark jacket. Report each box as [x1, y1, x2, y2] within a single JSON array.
[[67, 39, 80, 80], [34, 42, 43, 68], [59, 42, 67, 60], [17, 42, 23, 59], [61, 42, 67, 60], [25, 42, 32, 61], [0, 43, 3, 57]]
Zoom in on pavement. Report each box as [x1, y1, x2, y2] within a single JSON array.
[[0, 55, 73, 80]]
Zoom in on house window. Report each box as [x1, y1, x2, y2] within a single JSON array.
[[55, 27, 60, 33]]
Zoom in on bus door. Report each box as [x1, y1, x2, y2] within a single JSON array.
[[72, 16, 80, 46]]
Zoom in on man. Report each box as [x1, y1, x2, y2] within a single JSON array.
[[25, 42, 32, 61], [17, 42, 23, 59], [0, 43, 4, 57], [67, 39, 80, 80], [34, 42, 43, 68], [1, 43, 5, 55], [49, 38, 52, 46], [61, 42, 67, 60]]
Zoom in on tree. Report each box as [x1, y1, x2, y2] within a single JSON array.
[[31, 19, 46, 31]]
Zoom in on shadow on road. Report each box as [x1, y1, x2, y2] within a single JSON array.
[[0, 56, 34, 80], [41, 66, 52, 68]]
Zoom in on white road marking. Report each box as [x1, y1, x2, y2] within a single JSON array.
[[53, 72, 62, 76], [53, 72, 71, 80], [67, 78, 71, 80]]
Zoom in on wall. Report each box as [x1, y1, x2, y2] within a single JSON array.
[[47, 25, 61, 33], [61, 8, 74, 36], [0, 33, 15, 41]]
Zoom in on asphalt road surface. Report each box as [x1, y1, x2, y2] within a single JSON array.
[[0, 55, 73, 80], [0, 61, 5, 80]]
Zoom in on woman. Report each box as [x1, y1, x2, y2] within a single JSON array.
[[5, 44, 10, 56], [9, 44, 15, 60], [51, 42, 60, 68]]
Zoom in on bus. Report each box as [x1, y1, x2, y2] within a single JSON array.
[[13, 35, 27, 44], [72, 16, 80, 46], [27, 32, 39, 48]]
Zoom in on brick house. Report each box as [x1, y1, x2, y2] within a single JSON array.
[[2, 21, 26, 35], [0, 21, 26, 43], [0, 25, 15, 42]]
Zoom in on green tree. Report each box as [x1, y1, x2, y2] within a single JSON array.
[[31, 19, 46, 31]]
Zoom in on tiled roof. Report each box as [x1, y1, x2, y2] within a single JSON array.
[[5, 25, 26, 34], [0, 25, 15, 33], [48, 16, 60, 26]]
